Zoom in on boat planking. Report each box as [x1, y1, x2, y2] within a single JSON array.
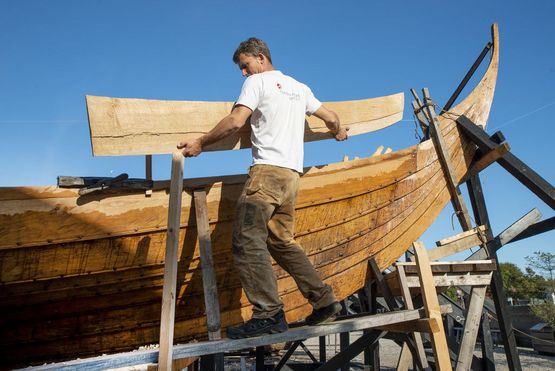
[[0, 24, 498, 367]]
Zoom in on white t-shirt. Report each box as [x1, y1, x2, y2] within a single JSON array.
[[235, 70, 322, 173]]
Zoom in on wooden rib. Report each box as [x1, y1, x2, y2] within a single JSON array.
[[372, 145, 384, 156], [86, 93, 404, 156]]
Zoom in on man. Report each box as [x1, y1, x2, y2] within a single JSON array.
[[178, 37, 348, 339]]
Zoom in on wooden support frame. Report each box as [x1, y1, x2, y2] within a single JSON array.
[[413, 241, 452, 371], [457, 115, 555, 209], [34, 307, 451, 371], [394, 265, 429, 371], [423, 88, 473, 230], [193, 189, 225, 371], [455, 285, 488, 371], [466, 173, 522, 371], [427, 225, 487, 261], [159, 152, 185, 371]]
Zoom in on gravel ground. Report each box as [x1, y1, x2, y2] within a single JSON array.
[[109, 331, 555, 370], [222, 333, 555, 370]]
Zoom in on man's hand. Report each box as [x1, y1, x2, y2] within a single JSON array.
[[334, 126, 349, 141], [177, 137, 203, 157]]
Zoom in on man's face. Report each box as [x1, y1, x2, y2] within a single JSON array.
[[237, 53, 265, 77]]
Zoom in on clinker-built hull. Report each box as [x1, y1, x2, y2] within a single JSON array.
[[0, 25, 498, 368]]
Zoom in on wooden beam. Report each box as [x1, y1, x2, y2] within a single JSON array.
[[159, 152, 184, 371], [423, 88, 473, 230], [145, 155, 152, 180], [468, 208, 542, 260], [413, 241, 452, 371], [458, 115, 555, 209], [193, 190, 224, 371], [396, 265, 429, 370], [462, 142, 510, 181], [465, 173, 522, 371], [428, 226, 488, 261], [193, 190, 222, 340], [441, 41, 493, 113], [377, 317, 440, 334], [33, 308, 446, 370], [318, 331, 387, 371], [435, 225, 487, 247], [456, 286, 488, 371], [369, 258, 398, 311], [86, 93, 404, 156], [480, 313, 496, 371], [510, 215, 555, 243]]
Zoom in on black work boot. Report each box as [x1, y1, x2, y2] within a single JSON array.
[[305, 301, 342, 325], [227, 310, 288, 339]]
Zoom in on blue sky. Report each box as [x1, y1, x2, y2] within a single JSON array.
[[0, 0, 553, 270]]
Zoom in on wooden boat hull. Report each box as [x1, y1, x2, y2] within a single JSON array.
[[0, 25, 498, 368]]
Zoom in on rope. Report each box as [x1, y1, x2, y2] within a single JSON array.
[[513, 327, 555, 345]]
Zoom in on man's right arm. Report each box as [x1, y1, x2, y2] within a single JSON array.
[[312, 106, 349, 141], [178, 104, 252, 157]]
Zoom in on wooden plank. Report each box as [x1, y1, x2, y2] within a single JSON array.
[[377, 318, 440, 333], [319, 331, 387, 371], [30, 308, 439, 371], [423, 88, 473, 230], [158, 152, 185, 371], [395, 265, 429, 371], [369, 258, 398, 311], [468, 208, 542, 260], [471, 142, 510, 174], [428, 233, 487, 261], [86, 93, 404, 156], [456, 286, 488, 371], [193, 190, 222, 341], [511, 215, 555, 243], [480, 312, 496, 371], [413, 241, 452, 371], [388, 274, 493, 293], [435, 225, 487, 247], [458, 115, 555, 209]]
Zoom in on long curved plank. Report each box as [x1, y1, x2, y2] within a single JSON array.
[[85, 93, 404, 156]]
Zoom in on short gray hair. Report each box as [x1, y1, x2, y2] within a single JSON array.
[[232, 37, 272, 64]]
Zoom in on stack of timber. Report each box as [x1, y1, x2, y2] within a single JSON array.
[[0, 25, 499, 367]]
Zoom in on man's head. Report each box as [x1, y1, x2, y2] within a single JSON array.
[[232, 37, 273, 77]]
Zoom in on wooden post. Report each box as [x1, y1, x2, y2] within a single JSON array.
[[145, 154, 152, 180], [413, 241, 452, 371], [340, 300, 350, 371], [396, 265, 429, 371], [193, 189, 224, 371], [423, 88, 473, 231], [480, 313, 496, 371], [193, 190, 222, 340], [466, 173, 522, 371], [369, 258, 397, 311], [159, 152, 184, 371], [455, 285, 488, 371]]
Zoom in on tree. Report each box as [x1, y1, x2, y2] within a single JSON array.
[[526, 251, 555, 293], [526, 251, 555, 281], [499, 262, 526, 299]]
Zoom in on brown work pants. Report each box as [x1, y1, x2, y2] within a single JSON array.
[[232, 164, 336, 319]]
